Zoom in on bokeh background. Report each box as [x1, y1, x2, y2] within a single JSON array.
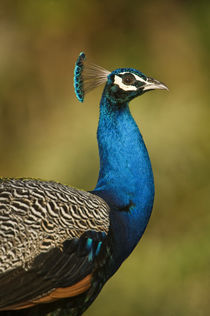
[[0, 0, 209, 315]]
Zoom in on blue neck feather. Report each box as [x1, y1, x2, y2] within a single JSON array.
[[93, 89, 155, 269]]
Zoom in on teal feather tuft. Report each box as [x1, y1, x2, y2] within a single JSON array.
[[74, 52, 86, 102], [74, 52, 110, 102]]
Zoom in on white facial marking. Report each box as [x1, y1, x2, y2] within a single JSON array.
[[114, 75, 137, 91], [114, 72, 147, 91]]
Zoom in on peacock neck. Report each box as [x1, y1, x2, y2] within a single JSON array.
[[93, 92, 155, 267]]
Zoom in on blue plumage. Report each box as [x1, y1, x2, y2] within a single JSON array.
[[0, 53, 168, 316], [94, 91, 155, 268]]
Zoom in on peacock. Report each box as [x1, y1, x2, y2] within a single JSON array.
[[0, 52, 168, 316]]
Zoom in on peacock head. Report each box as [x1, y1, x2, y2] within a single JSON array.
[[74, 52, 168, 104], [105, 68, 168, 104]]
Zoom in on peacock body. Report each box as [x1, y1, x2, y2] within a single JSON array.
[[0, 53, 168, 316]]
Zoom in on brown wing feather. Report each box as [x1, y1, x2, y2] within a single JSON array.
[[1, 274, 92, 311]]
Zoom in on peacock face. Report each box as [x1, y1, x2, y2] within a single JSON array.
[[106, 68, 168, 104], [74, 53, 168, 103]]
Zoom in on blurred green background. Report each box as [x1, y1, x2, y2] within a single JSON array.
[[0, 0, 209, 315]]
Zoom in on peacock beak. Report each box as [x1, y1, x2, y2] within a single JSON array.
[[142, 77, 169, 92]]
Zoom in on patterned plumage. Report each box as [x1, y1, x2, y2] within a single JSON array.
[[0, 53, 168, 316], [0, 178, 109, 274]]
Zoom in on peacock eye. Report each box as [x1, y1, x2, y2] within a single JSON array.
[[122, 73, 136, 85]]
